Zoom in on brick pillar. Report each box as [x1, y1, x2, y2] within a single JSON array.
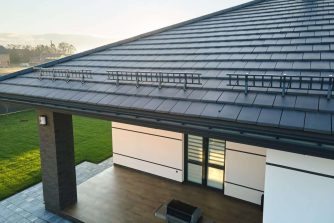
[[37, 109, 77, 212]]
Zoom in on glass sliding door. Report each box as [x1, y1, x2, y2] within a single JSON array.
[[186, 135, 204, 184], [207, 138, 225, 189], [186, 135, 225, 190]]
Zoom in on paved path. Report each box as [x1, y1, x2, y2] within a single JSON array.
[[0, 158, 113, 223]]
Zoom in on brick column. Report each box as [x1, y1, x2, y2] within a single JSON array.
[[37, 109, 77, 212]]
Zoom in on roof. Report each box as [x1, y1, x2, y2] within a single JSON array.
[[0, 0, 334, 156], [0, 45, 8, 54]]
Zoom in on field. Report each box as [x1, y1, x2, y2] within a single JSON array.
[[0, 67, 24, 75], [0, 110, 112, 200]]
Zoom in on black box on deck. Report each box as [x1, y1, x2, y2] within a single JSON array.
[[166, 199, 202, 223]]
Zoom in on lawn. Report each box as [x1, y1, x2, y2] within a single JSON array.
[[0, 110, 112, 200]]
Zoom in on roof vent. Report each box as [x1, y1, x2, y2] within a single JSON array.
[[227, 73, 334, 100], [107, 70, 201, 90], [34, 67, 93, 84]]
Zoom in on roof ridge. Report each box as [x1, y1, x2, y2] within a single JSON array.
[[0, 0, 264, 82]]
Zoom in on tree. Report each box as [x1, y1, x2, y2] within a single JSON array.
[[6, 42, 76, 64], [58, 42, 76, 55]]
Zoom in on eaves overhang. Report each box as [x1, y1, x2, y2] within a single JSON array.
[[1, 92, 333, 160]]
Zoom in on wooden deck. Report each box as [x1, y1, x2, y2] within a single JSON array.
[[62, 165, 262, 223]]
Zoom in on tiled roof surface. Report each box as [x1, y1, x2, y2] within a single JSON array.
[[0, 0, 333, 135]]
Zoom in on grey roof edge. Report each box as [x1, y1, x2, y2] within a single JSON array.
[[0, 92, 332, 141], [0, 0, 264, 82], [1, 94, 334, 159]]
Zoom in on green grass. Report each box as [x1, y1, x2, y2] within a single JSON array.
[[0, 110, 112, 200]]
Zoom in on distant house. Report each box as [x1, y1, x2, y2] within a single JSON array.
[[0, 45, 10, 67]]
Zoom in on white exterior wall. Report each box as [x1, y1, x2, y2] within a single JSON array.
[[224, 142, 267, 205], [112, 122, 184, 182], [264, 150, 334, 223]]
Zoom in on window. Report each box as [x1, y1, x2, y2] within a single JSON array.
[[186, 135, 225, 190]]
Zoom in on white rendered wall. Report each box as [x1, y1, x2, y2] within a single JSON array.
[[224, 142, 267, 204], [264, 150, 334, 223], [112, 122, 184, 182]]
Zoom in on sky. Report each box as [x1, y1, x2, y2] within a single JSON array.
[[0, 0, 251, 51]]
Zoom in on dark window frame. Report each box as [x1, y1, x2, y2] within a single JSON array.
[[184, 134, 226, 191]]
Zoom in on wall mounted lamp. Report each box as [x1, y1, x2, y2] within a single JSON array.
[[39, 115, 48, 126]]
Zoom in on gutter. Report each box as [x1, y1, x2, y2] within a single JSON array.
[[1, 92, 334, 160]]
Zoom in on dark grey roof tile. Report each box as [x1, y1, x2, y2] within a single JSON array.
[[119, 96, 142, 108], [185, 102, 207, 116], [237, 107, 261, 124], [235, 93, 257, 105], [267, 46, 282, 52], [271, 54, 287, 60], [204, 61, 220, 69], [89, 83, 116, 92], [295, 96, 319, 111], [275, 62, 293, 70], [202, 91, 222, 102], [303, 52, 321, 60], [115, 85, 134, 94], [311, 61, 331, 70], [149, 87, 178, 98], [218, 91, 239, 103], [286, 53, 303, 60], [314, 45, 330, 52], [132, 86, 156, 96], [54, 90, 79, 101], [200, 104, 222, 118], [98, 95, 116, 105], [87, 93, 109, 104], [143, 98, 164, 111], [218, 105, 242, 121], [332, 115, 334, 134], [170, 101, 191, 114], [202, 79, 222, 88], [255, 54, 271, 60], [279, 110, 305, 130], [69, 92, 90, 102], [321, 52, 334, 60], [104, 85, 120, 93], [257, 108, 282, 127], [319, 98, 334, 112], [292, 61, 311, 69], [296, 45, 312, 51], [156, 99, 178, 113], [131, 97, 152, 109], [274, 95, 296, 108], [253, 94, 275, 106], [304, 112, 332, 134], [230, 61, 247, 69], [260, 62, 277, 69], [78, 92, 97, 102], [174, 89, 194, 99], [108, 95, 129, 106], [187, 89, 208, 100], [244, 62, 261, 69]]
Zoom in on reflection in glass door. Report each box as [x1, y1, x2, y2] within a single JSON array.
[[207, 138, 225, 189], [186, 135, 203, 184], [186, 135, 225, 190]]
